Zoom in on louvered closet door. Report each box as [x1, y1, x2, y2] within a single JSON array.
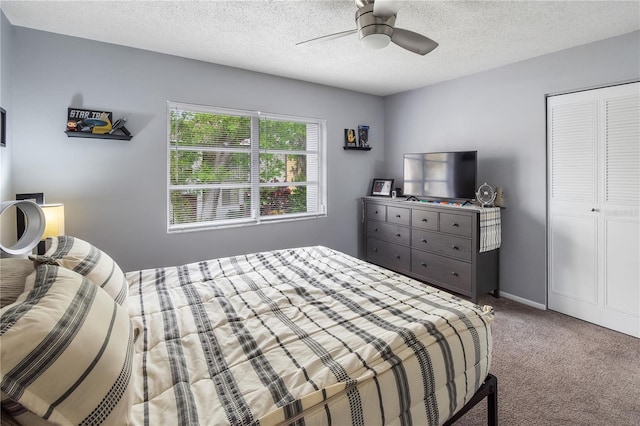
[[547, 82, 639, 338]]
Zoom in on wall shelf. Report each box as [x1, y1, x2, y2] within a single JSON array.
[[343, 146, 371, 151], [65, 131, 132, 141]]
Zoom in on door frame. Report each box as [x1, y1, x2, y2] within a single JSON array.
[[545, 78, 640, 309], [545, 80, 640, 337]]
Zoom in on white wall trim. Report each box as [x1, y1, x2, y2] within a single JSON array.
[[545, 78, 640, 98], [500, 291, 547, 310]]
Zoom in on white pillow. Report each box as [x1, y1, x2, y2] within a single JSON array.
[[1, 391, 55, 425], [0, 264, 133, 425], [31, 236, 128, 307]]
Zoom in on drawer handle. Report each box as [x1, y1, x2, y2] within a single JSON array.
[[396, 214, 401, 218], [451, 272, 459, 277], [452, 245, 459, 250], [395, 254, 401, 259], [452, 222, 459, 227], [422, 218, 428, 222], [421, 238, 427, 243], [374, 228, 378, 232], [375, 210, 378, 214], [373, 248, 378, 252], [395, 233, 401, 237], [420, 262, 427, 268]]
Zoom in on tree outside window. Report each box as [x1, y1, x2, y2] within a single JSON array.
[[167, 103, 325, 232]]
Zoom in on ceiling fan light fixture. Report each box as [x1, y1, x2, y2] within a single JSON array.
[[361, 33, 391, 49], [297, 0, 438, 57], [355, 2, 394, 49]]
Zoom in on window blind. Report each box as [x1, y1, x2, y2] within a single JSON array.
[[167, 102, 326, 232]]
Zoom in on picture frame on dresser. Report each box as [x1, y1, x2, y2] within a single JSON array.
[[371, 178, 394, 197]]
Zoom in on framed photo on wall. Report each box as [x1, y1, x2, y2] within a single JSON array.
[[344, 128, 357, 147], [371, 178, 394, 197], [358, 125, 369, 147], [1, 107, 6, 147]]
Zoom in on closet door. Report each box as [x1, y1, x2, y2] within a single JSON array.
[[547, 82, 639, 338]]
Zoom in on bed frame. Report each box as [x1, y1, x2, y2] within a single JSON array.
[[443, 374, 498, 426]]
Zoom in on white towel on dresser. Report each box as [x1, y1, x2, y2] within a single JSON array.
[[479, 207, 501, 252]]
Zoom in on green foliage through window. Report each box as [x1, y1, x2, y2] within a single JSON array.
[[167, 103, 325, 231]]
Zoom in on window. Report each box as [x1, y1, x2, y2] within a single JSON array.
[[167, 102, 326, 232]]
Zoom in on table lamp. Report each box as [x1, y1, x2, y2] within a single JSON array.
[[39, 204, 65, 254], [41, 204, 65, 239]]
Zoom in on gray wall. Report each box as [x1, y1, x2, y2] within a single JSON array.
[[0, 11, 16, 249], [5, 19, 639, 305], [7, 26, 385, 271], [384, 31, 640, 305]]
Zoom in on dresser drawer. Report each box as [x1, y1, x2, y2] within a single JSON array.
[[368, 238, 411, 271], [439, 212, 472, 237], [411, 250, 472, 293], [367, 221, 410, 246], [411, 209, 438, 230], [367, 204, 386, 221], [411, 229, 472, 261], [387, 206, 410, 226]]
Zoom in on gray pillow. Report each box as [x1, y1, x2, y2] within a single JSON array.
[[0, 259, 34, 308]]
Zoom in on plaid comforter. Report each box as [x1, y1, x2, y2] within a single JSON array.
[[126, 246, 493, 426]]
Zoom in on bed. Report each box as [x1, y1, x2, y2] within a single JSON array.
[[1, 237, 496, 425]]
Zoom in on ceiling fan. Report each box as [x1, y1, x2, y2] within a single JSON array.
[[296, 0, 438, 56]]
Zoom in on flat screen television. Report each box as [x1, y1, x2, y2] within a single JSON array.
[[403, 151, 477, 200]]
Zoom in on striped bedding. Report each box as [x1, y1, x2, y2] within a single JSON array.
[[126, 246, 493, 426]]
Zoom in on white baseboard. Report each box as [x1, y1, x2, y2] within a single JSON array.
[[500, 291, 546, 310]]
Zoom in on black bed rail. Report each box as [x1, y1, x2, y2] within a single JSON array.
[[443, 373, 498, 426]]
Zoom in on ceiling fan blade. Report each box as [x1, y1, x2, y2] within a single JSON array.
[[373, 0, 404, 19], [296, 29, 358, 46], [391, 28, 438, 55]]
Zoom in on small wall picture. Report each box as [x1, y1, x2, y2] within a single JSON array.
[[371, 178, 394, 197], [344, 129, 357, 147], [358, 125, 369, 147], [1, 107, 6, 147], [66, 108, 113, 134]]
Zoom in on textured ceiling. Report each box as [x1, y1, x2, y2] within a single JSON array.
[[2, 0, 639, 96]]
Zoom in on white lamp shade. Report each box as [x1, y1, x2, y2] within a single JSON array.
[[41, 204, 65, 239]]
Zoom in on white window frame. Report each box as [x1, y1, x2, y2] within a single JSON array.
[[167, 101, 327, 233]]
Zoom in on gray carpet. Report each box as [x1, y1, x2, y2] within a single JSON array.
[[452, 295, 640, 425]]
